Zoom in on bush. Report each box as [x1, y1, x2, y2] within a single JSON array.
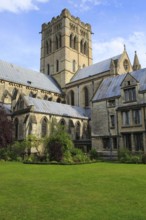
[[118, 148, 142, 164], [49, 141, 63, 162], [71, 148, 90, 163], [90, 148, 99, 160], [130, 155, 141, 164], [118, 148, 131, 163], [62, 151, 73, 163], [10, 141, 26, 160], [142, 154, 146, 164], [45, 119, 74, 162], [0, 148, 9, 160]]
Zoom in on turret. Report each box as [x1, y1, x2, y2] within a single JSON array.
[[133, 51, 141, 71]]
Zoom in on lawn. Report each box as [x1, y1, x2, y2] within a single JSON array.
[[0, 162, 146, 220]]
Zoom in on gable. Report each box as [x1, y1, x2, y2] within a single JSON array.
[[121, 73, 138, 88], [117, 50, 133, 74], [69, 54, 122, 83]]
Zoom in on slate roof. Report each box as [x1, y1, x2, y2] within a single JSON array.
[[93, 68, 146, 102], [0, 60, 61, 94], [24, 96, 88, 119], [70, 54, 122, 83]]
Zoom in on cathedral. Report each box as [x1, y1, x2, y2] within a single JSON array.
[[0, 9, 145, 157]]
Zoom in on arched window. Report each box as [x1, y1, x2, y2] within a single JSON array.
[[123, 59, 129, 71], [19, 122, 24, 139], [58, 34, 62, 48], [18, 97, 24, 109], [56, 60, 59, 72], [46, 41, 49, 54], [84, 87, 89, 107], [73, 60, 76, 72], [60, 119, 66, 126], [70, 34, 73, 48], [12, 88, 18, 100], [28, 122, 32, 135], [84, 42, 87, 55], [48, 97, 52, 101], [80, 39, 83, 53], [76, 121, 81, 140], [68, 120, 74, 134], [49, 39, 52, 53], [47, 64, 50, 75], [41, 117, 48, 137], [57, 97, 61, 103], [56, 35, 59, 50], [70, 90, 74, 106], [14, 118, 19, 140], [74, 36, 77, 50]]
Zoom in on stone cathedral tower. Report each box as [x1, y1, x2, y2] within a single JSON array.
[[40, 9, 93, 88]]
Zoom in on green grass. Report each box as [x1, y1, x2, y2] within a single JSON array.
[[0, 162, 146, 220]]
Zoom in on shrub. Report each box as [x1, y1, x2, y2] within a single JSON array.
[[0, 148, 8, 160], [118, 148, 143, 164], [71, 148, 90, 163], [130, 155, 141, 164], [0, 105, 13, 148], [45, 119, 74, 162], [118, 148, 131, 163], [25, 135, 42, 156], [49, 141, 63, 162], [62, 151, 73, 163], [90, 148, 99, 160], [142, 154, 146, 164], [10, 141, 26, 160]]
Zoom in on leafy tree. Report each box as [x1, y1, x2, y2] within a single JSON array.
[[45, 118, 74, 162], [25, 135, 43, 156], [0, 104, 13, 148]]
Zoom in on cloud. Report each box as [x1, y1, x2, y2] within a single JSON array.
[[0, 0, 49, 13], [68, 0, 121, 11], [68, 0, 107, 11], [93, 32, 146, 68]]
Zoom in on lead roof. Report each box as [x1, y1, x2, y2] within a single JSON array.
[[24, 96, 88, 119], [0, 60, 61, 94], [70, 54, 122, 83], [93, 68, 146, 102]]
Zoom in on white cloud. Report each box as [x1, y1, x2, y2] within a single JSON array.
[[68, 0, 107, 11], [68, 0, 121, 11], [0, 0, 49, 13], [93, 32, 146, 68]]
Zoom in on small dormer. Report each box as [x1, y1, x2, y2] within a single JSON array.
[[121, 73, 139, 102]]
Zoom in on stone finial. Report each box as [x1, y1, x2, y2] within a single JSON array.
[[124, 44, 126, 51], [133, 51, 141, 71], [61, 8, 70, 17]]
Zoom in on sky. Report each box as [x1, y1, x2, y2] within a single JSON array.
[[0, 0, 146, 71]]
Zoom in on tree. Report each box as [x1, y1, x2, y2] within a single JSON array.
[[25, 135, 42, 156], [0, 105, 13, 148], [45, 118, 74, 162]]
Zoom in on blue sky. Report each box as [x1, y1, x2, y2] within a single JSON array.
[[0, 0, 146, 71]]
